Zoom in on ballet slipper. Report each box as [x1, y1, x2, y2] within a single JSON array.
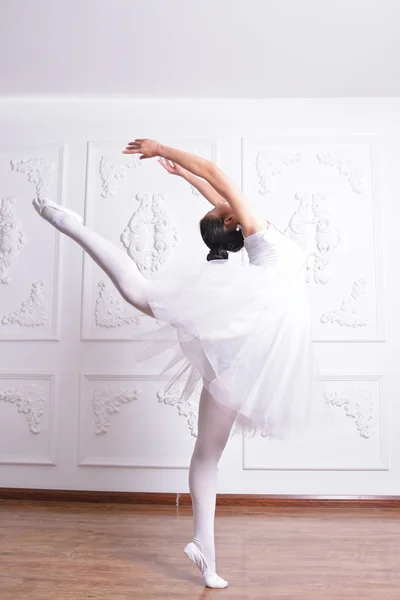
[[32, 197, 83, 224], [184, 541, 228, 589]]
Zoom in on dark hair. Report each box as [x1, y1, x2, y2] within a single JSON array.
[[199, 215, 244, 262]]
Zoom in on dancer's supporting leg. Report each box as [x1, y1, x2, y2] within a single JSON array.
[[185, 387, 237, 588], [33, 198, 153, 317]]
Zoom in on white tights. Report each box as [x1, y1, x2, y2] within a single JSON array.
[[189, 387, 237, 573], [40, 206, 154, 317], [37, 202, 236, 583]]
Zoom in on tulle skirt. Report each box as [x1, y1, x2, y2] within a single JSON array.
[[137, 256, 317, 440]]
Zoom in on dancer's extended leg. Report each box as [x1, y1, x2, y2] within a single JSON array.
[[185, 387, 237, 588], [33, 197, 153, 317]]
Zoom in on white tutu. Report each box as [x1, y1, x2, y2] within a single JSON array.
[[137, 225, 318, 440]]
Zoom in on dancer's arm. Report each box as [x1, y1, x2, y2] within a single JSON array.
[[123, 139, 266, 235], [158, 158, 225, 208]]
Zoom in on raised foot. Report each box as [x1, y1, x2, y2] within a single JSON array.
[[32, 197, 83, 225], [184, 542, 228, 589]]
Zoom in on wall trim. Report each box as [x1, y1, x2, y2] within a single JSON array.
[[1, 488, 400, 508]]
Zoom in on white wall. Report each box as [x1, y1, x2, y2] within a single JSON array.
[[0, 98, 399, 495]]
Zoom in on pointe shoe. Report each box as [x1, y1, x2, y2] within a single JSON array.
[[184, 541, 228, 589], [32, 197, 84, 224]]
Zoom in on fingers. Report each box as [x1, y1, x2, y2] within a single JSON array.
[[162, 159, 175, 170], [123, 141, 142, 154], [158, 158, 173, 172], [127, 139, 145, 146], [123, 139, 145, 155], [121, 139, 156, 159]]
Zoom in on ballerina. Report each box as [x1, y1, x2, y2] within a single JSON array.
[[33, 138, 313, 589]]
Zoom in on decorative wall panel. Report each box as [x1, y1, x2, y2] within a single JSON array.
[[242, 374, 386, 471], [81, 139, 218, 340], [0, 144, 65, 340], [79, 373, 197, 468], [242, 138, 383, 341], [0, 372, 57, 465]]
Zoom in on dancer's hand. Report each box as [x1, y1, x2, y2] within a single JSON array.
[[158, 158, 188, 178], [123, 139, 161, 159]]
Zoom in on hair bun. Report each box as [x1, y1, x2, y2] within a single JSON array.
[[207, 247, 229, 262]]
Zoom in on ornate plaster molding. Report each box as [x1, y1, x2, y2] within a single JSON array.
[[2, 281, 48, 327], [99, 153, 142, 198], [0, 385, 45, 433], [121, 193, 179, 277], [10, 157, 56, 201], [317, 149, 365, 194], [321, 278, 368, 327], [157, 388, 199, 438], [256, 150, 301, 195], [0, 196, 25, 284], [95, 280, 142, 328], [285, 192, 341, 284], [324, 387, 373, 438], [93, 387, 140, 434]]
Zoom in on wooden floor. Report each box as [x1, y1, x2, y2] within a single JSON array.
[[1, 501, 400, 599]]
